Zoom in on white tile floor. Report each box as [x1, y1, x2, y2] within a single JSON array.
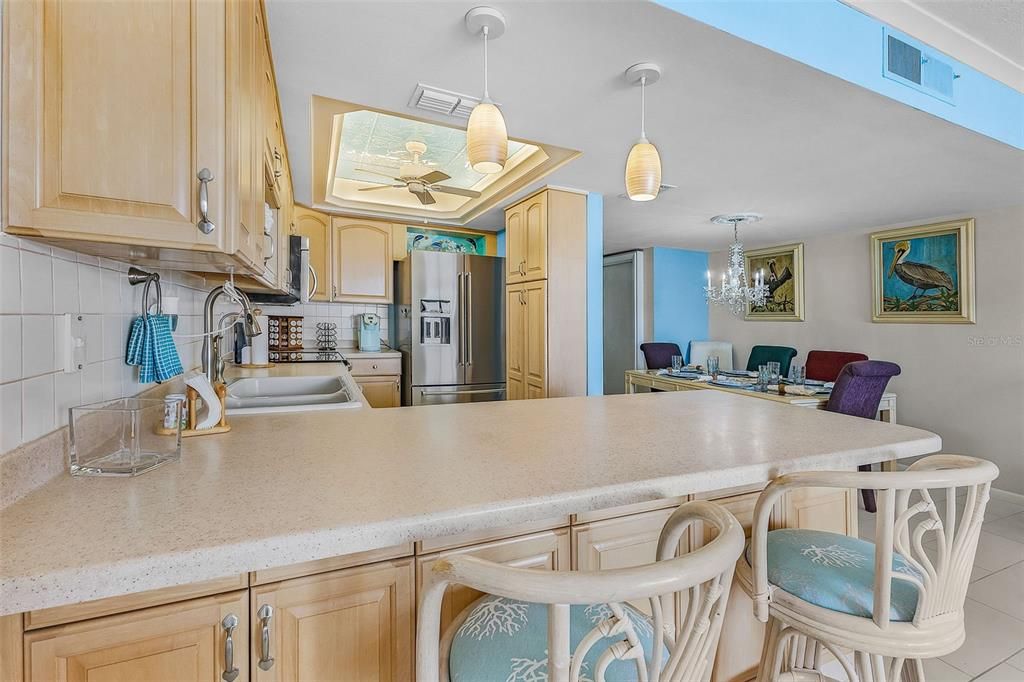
[[820, 495, 1024, 681]]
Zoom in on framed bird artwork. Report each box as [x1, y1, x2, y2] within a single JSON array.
[[871, 218, 975, 323], [744, 243, 805, 321]]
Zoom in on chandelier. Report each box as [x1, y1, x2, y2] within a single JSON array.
[[704, 214, 769, 315]]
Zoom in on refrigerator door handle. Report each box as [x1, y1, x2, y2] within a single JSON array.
[[419, 387, 506, 396], [456, 272, 464, 367], [465, 271, 473, 366]]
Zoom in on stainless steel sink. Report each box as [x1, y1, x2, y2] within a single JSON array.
[[225, 375, 362, 414]]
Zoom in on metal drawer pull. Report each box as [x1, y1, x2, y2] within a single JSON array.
[[422, 387, 505, 396], [221, 614, 239, 682], [257, 604, 275, 670], [197, 168, 215, 235], [263, 232, 275, 263]]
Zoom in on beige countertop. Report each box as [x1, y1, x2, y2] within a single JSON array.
[[0, 390, 940, 615]]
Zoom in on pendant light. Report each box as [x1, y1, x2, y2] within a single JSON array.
[[465, 7, 508, 174], [624, 63, 663, 202]]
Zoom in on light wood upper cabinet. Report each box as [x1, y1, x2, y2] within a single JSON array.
[[291, 207, 331, 301], [504, 192, 548, 283], [251, 560, 415, 682], [24, 591, 249, 682], [5, 0, 225, 251], [331, 218, 393, 303]]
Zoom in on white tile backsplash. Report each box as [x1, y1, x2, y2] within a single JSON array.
[[1, 238, 209, 455]]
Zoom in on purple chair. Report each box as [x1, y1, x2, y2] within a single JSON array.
[[640, 342, 682, 370], [824, 360, 902, 512]]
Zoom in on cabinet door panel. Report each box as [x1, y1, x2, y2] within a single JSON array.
[[506, 284, 526, 400], [523, 193, 548, 281], [356, 377, 401, 408], [332, 219, 393, 303], [417, 530, 570, 639], [252, 560, 414, 682], [504, 205, 525, 283], [524, 280, 547, 398], [7, 0, 223, 249], [25, 591, 248, 682], [292, 207, 331, 301]]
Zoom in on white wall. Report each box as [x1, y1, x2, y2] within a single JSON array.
[[708, 206, 1024, 495]]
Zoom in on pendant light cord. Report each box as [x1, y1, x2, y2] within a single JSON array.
[[482, 26, 490, 100], [640, 75, 647, 140]]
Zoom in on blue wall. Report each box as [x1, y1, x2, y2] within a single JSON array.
[[496, 229, 505, 257], [651, 248, 709, 363], [656, 0, 1023, 150], [586, 194, 604, 395]]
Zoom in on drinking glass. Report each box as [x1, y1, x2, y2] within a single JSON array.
[[791, 364, 806, 385], [706, 355, 720, 379], [767, 361, 781, 385], [671, 355, 684, 372], [758, 365, 771, 392]]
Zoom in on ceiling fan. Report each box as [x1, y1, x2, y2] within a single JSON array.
[[355, 141, 482, 205]]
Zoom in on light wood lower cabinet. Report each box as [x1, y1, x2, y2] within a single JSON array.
[[505, 280, 547, 400], [416, 529, 570, 638], [24, 591, 248, 682], [355, 376, 401, 409], [251, 560, 414, 682]]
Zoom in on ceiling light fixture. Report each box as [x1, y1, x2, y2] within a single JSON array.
[[464, 6, 508, 174], [624, 62, 663, 202], [705, 213, 769, 316]]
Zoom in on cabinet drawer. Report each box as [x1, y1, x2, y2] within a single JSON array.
[[347, 357, 401, 376], [416, 516, 569, 554], [250, 543, 414, 586], [416, 529, 570, 637], [573, 495, 688, 524]]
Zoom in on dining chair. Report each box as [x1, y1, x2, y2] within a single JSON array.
[[739, 454, 998, 682], [417, 500, 745, 682], [640, 342, 683, 370], [825, 360, 901, 513], [688, 341, 734, 371], [806, 350, 869, 382], [745, 345, 798, 376]]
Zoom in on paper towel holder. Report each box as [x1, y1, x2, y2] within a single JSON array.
[[155, 384, 231, 438]]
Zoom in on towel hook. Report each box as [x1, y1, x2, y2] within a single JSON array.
[[127, 267, 162, 316]]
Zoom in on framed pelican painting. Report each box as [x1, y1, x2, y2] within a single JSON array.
[[744, 243, 805, 321], [871, 218, 975, 323]]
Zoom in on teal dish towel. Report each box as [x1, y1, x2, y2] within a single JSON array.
[[127, 314, 184, 383]]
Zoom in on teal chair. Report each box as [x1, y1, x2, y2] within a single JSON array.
[[745, 345, 798, 376]]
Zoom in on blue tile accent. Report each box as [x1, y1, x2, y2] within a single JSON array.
[[496, 229, 505, 257], [587, 193, 604, 396], [655, 0, 1023, 149]]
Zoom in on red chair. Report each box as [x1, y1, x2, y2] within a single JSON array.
[[805, 350, 868, 382]]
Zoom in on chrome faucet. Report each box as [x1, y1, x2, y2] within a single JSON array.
[[202, 285, 262, 383]]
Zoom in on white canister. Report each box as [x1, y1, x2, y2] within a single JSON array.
[[164, 394, 187, 430]]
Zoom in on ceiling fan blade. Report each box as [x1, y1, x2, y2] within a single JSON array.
[[429, 185, 481, 199], [354, 168, 402, 181], [357, 184, 403, 192], [411, 188, 436, 205], [417, 170, 451, 185]]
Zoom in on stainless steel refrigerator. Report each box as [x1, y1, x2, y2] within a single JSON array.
[[396, 251, 505, 405]]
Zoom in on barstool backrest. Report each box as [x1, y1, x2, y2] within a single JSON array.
[[749, 454, 999, 630], [417, 500, 745, 682]]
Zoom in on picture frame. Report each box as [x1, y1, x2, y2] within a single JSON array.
[[744, 243, 805, 321], [870, 218, 975, 324]]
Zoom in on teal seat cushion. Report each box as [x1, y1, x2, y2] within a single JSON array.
[[747, 529, 921, 622], [449, 595, 666, 682]]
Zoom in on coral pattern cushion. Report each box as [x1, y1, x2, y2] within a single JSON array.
[[747, 529, 921, 622], [449, 595, 667, 681]]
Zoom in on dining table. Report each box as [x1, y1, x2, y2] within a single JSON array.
[[624, 369, 897, 423]]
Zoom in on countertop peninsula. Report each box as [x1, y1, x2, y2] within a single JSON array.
[[0, 390, 940, 615]]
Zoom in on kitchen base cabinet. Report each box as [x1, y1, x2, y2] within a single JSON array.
[[416, 529, 570, 639], [355, 376, 401, 408], [24, 591, 248, 682], [251, 560, 414, 682]]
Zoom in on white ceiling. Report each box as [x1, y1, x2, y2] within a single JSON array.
[[267, 0, 1023, 253], [912, 0, 1024, 68]]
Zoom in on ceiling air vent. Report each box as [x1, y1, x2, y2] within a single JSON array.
[[408, 83, 497, 119], [883, 28, 957, 104]]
